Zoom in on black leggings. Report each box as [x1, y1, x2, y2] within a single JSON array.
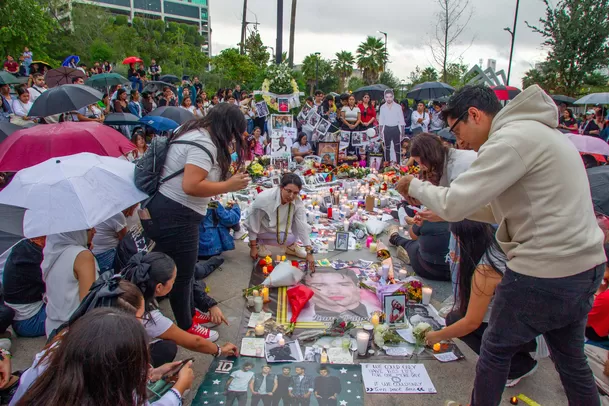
[[141, 193, 203, 330], [383, 125, 401, 162], [149, 339, 178, 367], [390, 234, 451, 281]]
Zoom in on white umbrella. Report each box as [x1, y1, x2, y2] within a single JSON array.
[[0, 153, 148, 238], [574, 93, 609, 105]]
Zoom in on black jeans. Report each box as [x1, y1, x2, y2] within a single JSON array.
[[149, 339, 178, 367], [225, 391, 247, 406], [141, 193, 203, 330], [472, 265, 604, 406], [290, 397, 310, 406], [390, 235, 451, 281], [383, 125, 401, 162], [273, 392, 291, 406], [251, 393, 274, 406], [316, 397, 338, 406], [446, 311, 536, 379]]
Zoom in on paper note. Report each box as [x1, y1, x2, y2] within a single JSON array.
[[327, 347, 354, 364], [361, 363, 437, 394], [240, 337, 265, 358], [247, 312, 273, 328], [384, 346, 413, 357], [433, 351, 459, 362], [396, 328, 416, 344]]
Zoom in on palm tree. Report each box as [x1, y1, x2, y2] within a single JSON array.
[[356, 36, 387, 85], [301, 53, 318, 96], [333, 51, 354, 93], [288, 0, 297, 67]]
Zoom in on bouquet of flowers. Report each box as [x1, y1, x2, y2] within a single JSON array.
[[326, 317, 355, 336], [285, 284, 314, 334], [375, 278, 423, 303], [373, 324, 405, 347], [247, 161, 265, 180], [412, 322, 432, 348], [407, 165, 421, 175]]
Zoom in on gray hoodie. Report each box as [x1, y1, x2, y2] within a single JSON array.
[[410, 85, 606, 278]]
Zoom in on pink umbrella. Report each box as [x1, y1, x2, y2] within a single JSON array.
[[0, 122, 136, 172], [566, 133, 609, 156]]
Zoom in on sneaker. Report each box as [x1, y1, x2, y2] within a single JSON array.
[[192, 309, 218, 327], [505, 362, 538, 387], [396, 246, 410, 264], [195, 256, 224, 280], [285, 243, 307, 259], [387, 225, 400, 243], [187, 324, 219, 342], [233, 229, 247, 240]]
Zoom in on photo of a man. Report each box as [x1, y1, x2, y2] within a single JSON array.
[[249, 365, 277, 406], [314, 367, 342, 406], [225, 362, 255, 406], [407, 304, 442, 330], [273, 367, 293, 406], [378, 88, 405, 162], [288, 366, 314, 406]]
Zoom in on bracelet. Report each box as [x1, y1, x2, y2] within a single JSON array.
[[212, 344, 222, 357]]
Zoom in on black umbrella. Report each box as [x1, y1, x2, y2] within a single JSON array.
[[551, 94, 577, 105], [353, 84, 390, 101], [143, 81, 177, 95], [0, 122, 26, 143], [29, 84, 103, 117], [159, 75, 180, 84], [406, 82, 455, 101], [587, 165, 609, 217], [103, 112, 140, 126], [147, 106, 194, 124], [0, 72, 20, 85]]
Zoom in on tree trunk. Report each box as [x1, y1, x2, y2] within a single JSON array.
[[240, 0, 248, 55], [288, 0, 297, 67]]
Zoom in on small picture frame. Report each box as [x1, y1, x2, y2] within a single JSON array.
[[367, 153, 383, 171], [384, 294, 406, 325], [271, 177, 280, 187], [278, 98, 289, 113], [335, 231, 349, 251], [322, 195, 333, 208], [317, 142, 339, 167]]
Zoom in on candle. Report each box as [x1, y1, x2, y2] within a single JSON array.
[[278, 338, 286, 346], [370, 313, 380, 327], [276, 255, 281, 262], [256, 347, 262, 357], [262, 266, 268, 275], [510, 397, 519, 405], [366, 236, 373, 248], [356, 331, 370, 355], [422, 286, 433, 305], [343, 220, 349, 232], [281, 255, 286, 261], [255, 324, 265, 336], [254, 296, 263, 312], [252, 289, 260, 297], [380, 264, 390, 279], [327, 206, 333, 218], [261, 287, 270, 303], [398, 268, 408, 280], [369, 242, 377, 253], [328, 238, 335, 251], [247, 296, 255, 307], [433, 343, 441, 352]]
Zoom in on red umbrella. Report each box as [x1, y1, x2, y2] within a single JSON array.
[[491, 85, 521, 101], [122, 56, 143, 65], [44, 67, 85, 88], [0, 122, 136, 172]]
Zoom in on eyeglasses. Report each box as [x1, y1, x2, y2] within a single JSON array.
[[282, 188, 300, 196], [449, 110, 469, 137]]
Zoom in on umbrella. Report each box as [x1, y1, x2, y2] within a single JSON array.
[[491, 85, 521, 101], [574, 93, 609, 105], [44, 67, 85, 88], [85, 73, 130, 89], [406, 82, 455, 101], [0, 122, 27, 142], [550, 95, 577, 105], [122, 56, 143, 65], [566, 133, 609, 156], [353, 84, 390, 101], [587, 165, 609, 217], [143, 81, 177, 95], [0, 71, 20, 85], [147, 106, 194, 124], [0, 231, 23, 256], [438, 128, 456, 143], [0, 153, 148, 238], [159, 74, 180, 84], [0, 204, 26, 237], [28, 84, 103, 117], [104, 112, 140, 126], [61, 56, 80, 67], [139, 116, 179, 132], [0, 122, 135, 172]]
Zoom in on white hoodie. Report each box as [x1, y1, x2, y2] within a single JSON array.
[[409, 85, 606, 278]]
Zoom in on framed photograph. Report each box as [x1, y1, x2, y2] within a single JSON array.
[[322, 195, 333, 208], [255, 101, 269, 117], [271, 177, 280, 186], [297, 105, 311, 123], [335, 231, 349, 251], [278, 98, 289, 113], [351, 131, 364, 146], [384, 294, 406, 325], [317, 142, 339, 167], [271, 114, 293, 130], [271, 133, 292, 158], [367, 153, 383, 171], [316, 118, 331, 135], [407, 304, 443, 330]]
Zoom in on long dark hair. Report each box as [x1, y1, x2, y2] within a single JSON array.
[[16, 308, 150, 406], [173, 102, 246, 180], [122, 252, 176, 312], [410, 133, 448, 185], [450, 220, 504, 315]]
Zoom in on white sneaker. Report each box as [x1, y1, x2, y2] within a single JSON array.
[[505, 362, 538, 387], [285, 243, 307, 259], [257, 244, 271, 258], [233, 229, 247, 240]]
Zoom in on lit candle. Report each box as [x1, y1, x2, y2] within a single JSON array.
[[262, 266, 268, 275], [422, 286, 433, 305], [255, 324, 265, 336], [356, 331, 370, 355], [369, 242, 377, 253], [398, 268, 408, 280], [252, 289, 260, 297], [278, 338, 286, 346], [276, 255, 281, 262], [343, 220, 349, 232], [510, 397, 519, 405], [370, 313, 380, 327], [281, 255, 286, 261], [261, 287, 270, 303]]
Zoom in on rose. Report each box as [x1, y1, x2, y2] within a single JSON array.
[[340, 321, 346, 328]]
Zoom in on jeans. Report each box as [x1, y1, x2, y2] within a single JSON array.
[[149, 339, 178, 367], [130, 77, 143, 92], [94, 248, 117, 273], [251, 393, 273, 406], [290, 397, 310, 406], [225, 391, 247, 406], [390, 235, 451, 281], [273, 392, 291, 406], [446, 310, 536, 379], [12, 304, 46, 337], [247, 118, 254, 134], [316, 397, 338, 406], [472, 265, 605, 406], [383, 125, 401, 163], [141, 193, 203, 330]]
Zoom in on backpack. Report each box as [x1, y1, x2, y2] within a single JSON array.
[[134, 134, 215, 197]]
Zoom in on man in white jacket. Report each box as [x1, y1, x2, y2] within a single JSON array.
[[397, 85, 606, 405]]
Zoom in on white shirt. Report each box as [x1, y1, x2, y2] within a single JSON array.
[[429, 111, 444, 131], [341, 106, 359, 123], [28, 86, 46, 102], [91, 213, 127, 255], [181, 105, 196, 114], [144, 309, 174, 343], [379, 102, 405, 127], [411, 110, 430, 132], [11, 99, 33, 117], [158, 129, 220, 215], [228, 370, 255, 392]]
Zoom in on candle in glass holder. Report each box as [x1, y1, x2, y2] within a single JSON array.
[[370, 313, 380, 326], [422, 286, 433, 305], [328, 238, 336, 251], [343, 220, 349, 232], [366, 236, 373, 248], [252, 289, 260, 297], [246, 296, 255, 307], [261, 287, 270, 303], [254, 296, 263, 312], [262, 266, 268, 275], [278, 338, 286, 346], [398, 268, 408, 280], [276, 255, 281, 262], [356, 331, 370, 355], [281, 255, 286, 262], [255, 324, 265, 336], [369, 242, 377, 253]]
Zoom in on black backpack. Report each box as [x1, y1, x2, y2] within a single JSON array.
[[134, 134, 215, 197]]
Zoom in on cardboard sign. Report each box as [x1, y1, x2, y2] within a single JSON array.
[[361, 363, 437, 394], [365, 195, 376, 212]]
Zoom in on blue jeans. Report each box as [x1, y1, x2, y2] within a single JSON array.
[[94, 248, 117, 273], [472, 265, 604, 406], [130, 77, 143, 92], [13, 304, 46, 337], [247, 118, 254, 134]]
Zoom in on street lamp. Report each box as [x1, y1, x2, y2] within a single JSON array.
[[377, 30, 388, 72], [315, 52, 321, 91], [504, 0, 520, 86]]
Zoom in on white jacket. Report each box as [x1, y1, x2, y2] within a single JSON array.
[[410, 85, 606, 278]]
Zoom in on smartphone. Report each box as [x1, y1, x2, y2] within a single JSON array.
[[161, 358, 195, 380]]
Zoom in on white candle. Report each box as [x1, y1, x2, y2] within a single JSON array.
[[356, 331, 370, 355], [422, 286, 433, 305], [343, 220, 349, 231], [398, 269, 408, 280], [278, 338, 286, 346]]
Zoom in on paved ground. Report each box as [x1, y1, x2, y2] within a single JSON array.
[[10, 233, 571, 405]]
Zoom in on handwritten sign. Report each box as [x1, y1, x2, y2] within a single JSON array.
[[361, 363, 437, 394]]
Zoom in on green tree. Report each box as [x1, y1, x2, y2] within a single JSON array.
[[356, 36, 388, 85], [301, 53, 332, 95], [89, 40, 113, 63], [441, 62, 469, 88], [525, 0, 609, 96], [212, 48, 258, 86], [0, 0, 57, 60], [244, 27, 270, 68], [378, 70, 401, 90], [348, 76, 366, 92], [407, 66, 439, 87], [333, 51, 355, 93]]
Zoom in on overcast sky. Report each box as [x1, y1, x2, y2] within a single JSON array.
[[209, 0, 550, 88]]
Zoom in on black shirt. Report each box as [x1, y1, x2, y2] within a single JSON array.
[[581, 120, 600, 136], [3, 240, 45, 305], [276, 375, 291, 394], [314, 375, 341, 398], [412, 221, 450, 265], [128, 68, 138, 79], [559, 117, 577, 128], [194, 83, 203, 96]]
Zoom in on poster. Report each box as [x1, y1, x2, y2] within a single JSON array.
[[193, 357, 364, 406], [361, 363, 437, 394], [255, 101, 269, 117], [351, 131, 364, 146], [271, 114, 294, 130], [283, 126, 298, 142], [278, 98, 289, 113], [316, 118, 331, 135], [271, 132, 293, 158]]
